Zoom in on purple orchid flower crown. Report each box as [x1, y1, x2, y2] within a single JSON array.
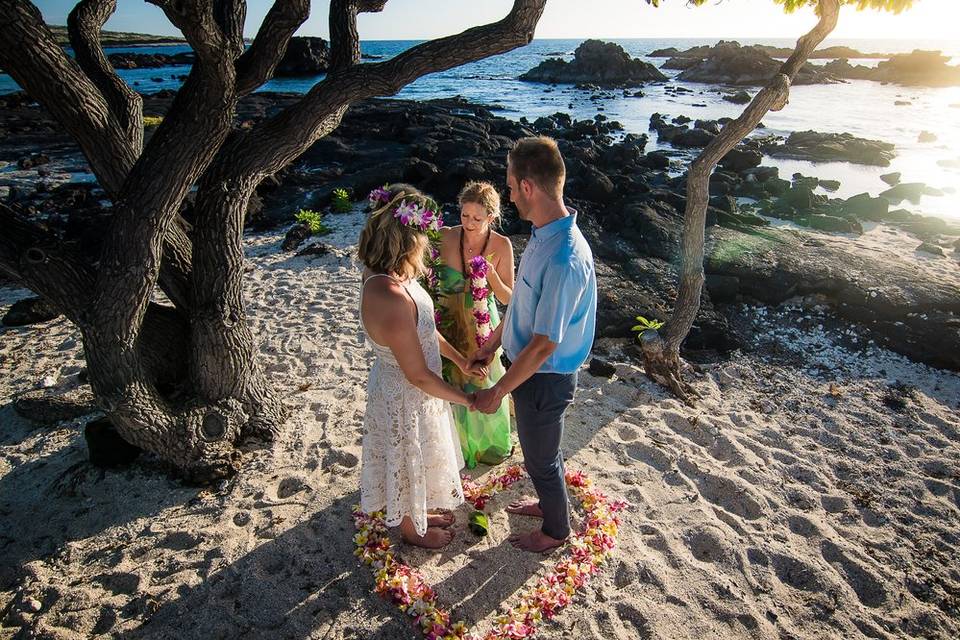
[[368, 186, 444, 233]]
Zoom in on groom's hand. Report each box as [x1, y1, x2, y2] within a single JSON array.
[[473, 387, 504, 414]]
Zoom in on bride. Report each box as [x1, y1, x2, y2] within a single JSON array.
[[357, 183, 483, 549]]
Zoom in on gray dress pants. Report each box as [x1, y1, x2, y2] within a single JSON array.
[[511, 371, 577, 540]]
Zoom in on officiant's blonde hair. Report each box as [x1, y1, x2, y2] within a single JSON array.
[[358, 183, 431, 281], [458, 180, 502, 225]]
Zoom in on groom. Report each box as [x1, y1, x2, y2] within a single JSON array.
[[472, 136, 597, 553]]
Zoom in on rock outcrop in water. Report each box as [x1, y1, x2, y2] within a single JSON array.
[[650, 43, 888, 59], [275, 37, 330, 76], [676, 41, 834, 86], [822, 58, 875, 81], [520, 39, 666, 87], [825, 50, 960, 87], [107, 52, 195, 69], [872, 50, 960, 86], [760, 130, 897, 166]]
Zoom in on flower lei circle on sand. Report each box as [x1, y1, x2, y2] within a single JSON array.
[[352, 466, 627, 640], [466, 255, 493, 348]]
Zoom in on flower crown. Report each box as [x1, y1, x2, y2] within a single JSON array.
[[368, 186, 444, 233]]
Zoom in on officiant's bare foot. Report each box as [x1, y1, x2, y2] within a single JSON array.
[[400, 519, 455, 549], [506, 498, 543, 518], [508, 529, 566, 553], [427, 511, 456, 528]]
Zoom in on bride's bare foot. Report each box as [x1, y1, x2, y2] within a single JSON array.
[[402, 526, 455, 549], [427, 511, 455, 528], [506, 498, 543, 518], [400, 516, 455, 549]]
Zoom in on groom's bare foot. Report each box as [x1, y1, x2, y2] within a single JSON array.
[[508, 529, 566, 553], [402, 526, 455, 549], [427, 511, 455, 528], [506, 498, 543, 518]]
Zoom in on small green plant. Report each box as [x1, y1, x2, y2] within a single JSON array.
[[331, 188, 352, 213], [143, 115, 164, 127], [295, 209, 331, 235], [631, 315, 664, 339]]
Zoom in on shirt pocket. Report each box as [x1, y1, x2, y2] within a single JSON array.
[[512, 275, 536, 318], [519, 274, 540, 295]]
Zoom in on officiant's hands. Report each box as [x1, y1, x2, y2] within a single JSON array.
[[455, 354, 488, 380], [469, 343, 496, 372]]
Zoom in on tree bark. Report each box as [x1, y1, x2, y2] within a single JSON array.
[[640, 0, 841, 404]]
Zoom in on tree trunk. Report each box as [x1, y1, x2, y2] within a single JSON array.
[[640, 0, 841, 404]]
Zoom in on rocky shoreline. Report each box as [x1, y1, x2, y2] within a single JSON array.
[[1, 90, 958, 371], [650, 42, 960, 88]]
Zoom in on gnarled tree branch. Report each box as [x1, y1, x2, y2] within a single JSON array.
[[0, 0, 137, 196], [235, 0, 310, 96], [146, 0, 234, 61], [213, 0, 246, 55], [0, 204, 94, 322], [329, 0, 387, 72], [67, 0, 144, 154]]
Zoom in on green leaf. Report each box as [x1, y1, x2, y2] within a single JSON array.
[[294, 209, 331, 235], [468, 511, 489, 536], [331, 188, 352, 213]]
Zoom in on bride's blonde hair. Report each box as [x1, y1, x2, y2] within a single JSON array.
[[358, 183, 437, 280]]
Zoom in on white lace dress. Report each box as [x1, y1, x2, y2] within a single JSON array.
[[359, 275, 465, 536]]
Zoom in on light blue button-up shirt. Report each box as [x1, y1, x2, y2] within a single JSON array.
[[502, 209, 597, 374]]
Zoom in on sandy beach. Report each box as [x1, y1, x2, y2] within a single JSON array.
[[2, 208, 958, 639]]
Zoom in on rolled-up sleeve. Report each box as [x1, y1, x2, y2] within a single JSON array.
[[533, 263, 587, 344]]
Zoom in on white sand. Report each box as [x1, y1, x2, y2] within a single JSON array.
[[1, 209, 958, 639]]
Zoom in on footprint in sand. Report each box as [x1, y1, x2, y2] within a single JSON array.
[[915, 410, 960, 442], [613, 602, 654, 639], [923, 478, 955, 498], [681, 524, 734, 565], [746, 546, 769, 567], [661, 410, 716, 448], [820, 540, 888, 608], [159, 530, 202, 551], [784, 462, 829, 491], [787, 514, 821, 538], [677, 459, 766, 521], [276, 476, 309, 499], [625, 441, 674, 474], [784, 485, 819, 511], [770, 553, 828, 592], [614, 423, 641, 442], [322, 448, 359, 471]]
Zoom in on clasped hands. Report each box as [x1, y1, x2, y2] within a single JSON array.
[[463, 348, 503, 414]]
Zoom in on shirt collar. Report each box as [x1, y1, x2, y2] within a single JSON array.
[[531, 207, 577, 241]]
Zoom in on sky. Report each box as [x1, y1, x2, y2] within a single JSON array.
[[37, 0, 960, 41]]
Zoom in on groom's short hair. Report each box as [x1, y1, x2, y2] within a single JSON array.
[[508, 136, 565, 198]]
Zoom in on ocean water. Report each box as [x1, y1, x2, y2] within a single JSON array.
[[2, 38, 958, 220]]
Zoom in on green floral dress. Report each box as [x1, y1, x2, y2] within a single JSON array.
[[435, 264, 512, 468]]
